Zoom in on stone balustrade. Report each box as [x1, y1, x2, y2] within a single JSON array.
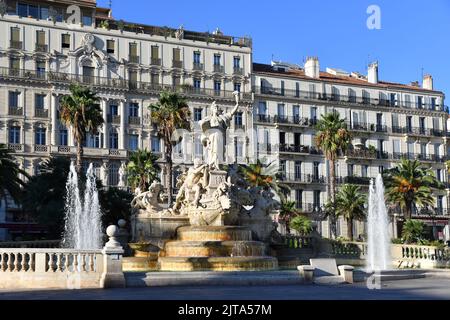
[[0, 226, 125, 289]]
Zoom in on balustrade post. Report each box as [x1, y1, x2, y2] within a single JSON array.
[[100, 225, 125, 288], [34, 252, 47, 273]]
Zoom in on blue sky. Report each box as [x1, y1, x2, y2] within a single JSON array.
[[98, 0, 450, 96]]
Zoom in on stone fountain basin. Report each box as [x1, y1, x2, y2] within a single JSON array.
[[176, 226, 252, 242], [353, 268, 428, 282], [163, 240, 266, 258]]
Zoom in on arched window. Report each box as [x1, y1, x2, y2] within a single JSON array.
[[109, 129, 118, 150], [108, 162, 119, 186]]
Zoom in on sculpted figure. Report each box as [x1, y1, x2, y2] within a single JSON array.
[[172, 158, 209, 214], [200, 92, 240, 169]]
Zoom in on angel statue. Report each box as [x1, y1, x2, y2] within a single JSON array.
[[199, 91, 240, 169]]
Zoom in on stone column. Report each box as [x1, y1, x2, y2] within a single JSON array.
[[51, 94, 58, 146], [102, 99, 109, 149], [100, 225, 126, 288], [120, 100, 126, 150]]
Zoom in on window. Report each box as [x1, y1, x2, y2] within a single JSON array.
[[419, 117, 426, 134], [234, 112, 243, 128], [83, 66, 95, 84], [195, 137, 203, 156], [279, 132, 286, 145], [87, 133, 101, 148], [108, 163, 119, 186], [173, 48, 181, 61], [378, 166, 384, 174], [313, 191, 321, 209], [420, 143, 427, 156], [348, 164, 354, 176], [193, 78, 201, 90], [59, 129, 68, 146], [313, 162, 320, 179], [129, 134, 139, 151], [295, 83, 300, 97], [418, 96, 424, 109], [107, 40, 115, 54], [82, 14, 92, 26], [233, 56, 240, 68], [10, 27, 20, 47], [61, 34, 71, 49], [129, 42, 138, 57], [35, 128, 46, 145], [36, 30, 45, 45], [405, 95, 411, 108], [281, 81, 285, 96], [109, 104, 118, 116], [431, 97, 437, 110], [35, 94, 45, 109], [194, 108, 202, 122], [151, 73, 159, 85], [9, 126, 20, 144], [295, 190, 303, 209], [258, 102, 267, 115], [295, 161, 302, 180], [234, 83, 241, 92], [151, 46, 159, 60], [310, 107, 317, 121], [18, 3, 28, 17], [437, 169, 442, 182], [10, 57, 20, 71], [280, 160, 286, 177], [151, 136, 160, 153], [129, 103, 139, 117], [277, 104, 285, 118], [214, 54, 221, 66], [109, 131, 119, 149], [193, 51, 201, 64], [407, 116, 413, 132], [40, 6, 49, 20], [173, 76, 181, 87], [348, 88, 356, 103], [36, 60, 46, 77], [214, 81, 221, 93], [235, 140, 243, 158], [9, 91, 20, 107]]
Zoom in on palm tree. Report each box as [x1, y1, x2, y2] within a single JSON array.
[[60, 84, 104, 173], [149, 90, 191, 206], [290, 215, 313, 236], [126, 149, 160, 192], [335, 184, 367, 241], [0, 144, 28, 204], [384, 159, 443, 220], [401, 219, 426, 244], [315, 112, 352, 203], [238, 159, 290, 200], [279, 200, 299, 234]]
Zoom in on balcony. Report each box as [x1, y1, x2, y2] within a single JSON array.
[[234, 124, 245, 130], [35, 43, 48, 53], [128, 55, 140, 64], [108, 115, 121, 124], [8, 107, 23, 116], [128, 116, 141, 125], [193, 62, 204, 71], [279, 173, 326, 184], [172, 60, 183, 69], [253, 86, 448, 113], [279, 144, 322, 155], [346, 149, 377, 160], [34, 145, 48, 153], [7, 144, 23, 152], [342, 176, 371, 185], [9, 41, 22, 50], [151, 58, 161, 66], [0, 67, 252, 102], [233, 67, 244, 75], [35, 108, 48, 118], [213, 65, 224, 73]]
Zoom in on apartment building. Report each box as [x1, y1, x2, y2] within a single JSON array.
[[0, 0, 253, 239], [253, 58, 449, 240]]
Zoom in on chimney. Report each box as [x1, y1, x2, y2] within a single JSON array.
[[368, 61, 378, 84], [304, 57, 320, 78], [423, 74, 433, 90], [410, 81, 420, 87]]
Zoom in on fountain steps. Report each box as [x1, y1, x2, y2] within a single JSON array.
[[176, 226, 252, 242], [159, 256, 278, 272], [159, 226, 278, 271], [163, 240, 266, 258]]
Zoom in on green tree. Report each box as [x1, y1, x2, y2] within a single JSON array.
[[99, 187, 133, 228], [335, 184, 367, 241], [402, 219, 426, 244], [22, 157, 70, 239], [279, 201, 299, 234], [290, 215, 313, 236], [0, 144, 28, 204], [60, 84, 104, 173], [384, 159, 443, 220], [315, 112, 352, 203], [126, 149, 160, 192], [238, 160, 290, 199], [149, 91, 191, 206]]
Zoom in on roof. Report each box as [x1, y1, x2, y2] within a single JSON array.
[[253, 63, 443, 95]]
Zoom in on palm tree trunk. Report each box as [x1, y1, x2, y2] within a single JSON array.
[[347, 219, 354, 241], [329, 158, 337, 238], [76, 140, 83, 173], [165, 141, 173, 207], [405, 201, 413, 220]]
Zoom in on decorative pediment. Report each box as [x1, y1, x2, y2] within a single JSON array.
[[71, 33, 107, 67]]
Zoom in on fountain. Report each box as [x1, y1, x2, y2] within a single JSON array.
[[62, 163, 103, 250], [367, 174, 391, 272]]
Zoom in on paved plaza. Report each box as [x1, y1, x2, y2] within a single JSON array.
[[0, 278, 449, 300]]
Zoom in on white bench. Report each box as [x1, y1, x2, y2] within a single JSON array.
[[297, 258, 354, 284]]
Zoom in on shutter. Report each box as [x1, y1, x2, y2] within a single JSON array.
[[173, 48, 181, 61], [37, 31, 45, 45], [11, 27, 20, 41], [151, 46, 159, 59]]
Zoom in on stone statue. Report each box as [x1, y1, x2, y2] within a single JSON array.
[[171, 158, 209, 215], [200, 92, 240, 169], [118, 162, 126, 187], [131, 181, 166, 214]]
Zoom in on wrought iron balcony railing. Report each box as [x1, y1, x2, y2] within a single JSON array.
[[35, 43, 48, 52], [34, 108, 48, 118], [9, 41, 22, 50], [128, 55, 140, 64], [128, 116, 141, 125], [150, 58, 161, 66], [213, 65, 224, 73], [8, 107, 23, 116], [172, 60, 183, 69], [193, 62, 204, 71]]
